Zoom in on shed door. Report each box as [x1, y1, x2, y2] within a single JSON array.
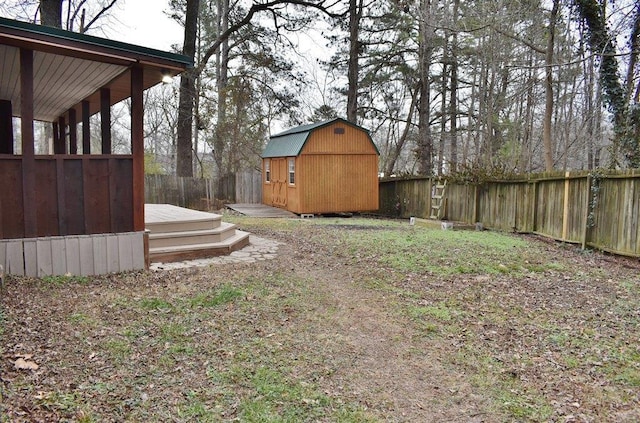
[[272, 158, 287, 208]]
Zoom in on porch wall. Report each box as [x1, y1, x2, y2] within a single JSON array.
[[0, 231, 145, 277], [0, 155, 134, 239]]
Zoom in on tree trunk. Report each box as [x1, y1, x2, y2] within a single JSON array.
[[542, 0, 559, 171], [347, 0, 363, 123], [449, 0, 459, 172], [40, 0, 62, 28], [176, 0, 200, 177], [214, 0, 230, 193], [417, 0, 434, 175], [385, 86, 419, 176]]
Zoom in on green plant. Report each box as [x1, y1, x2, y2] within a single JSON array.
[[41, 274, 90, 285], [139, 298, 173, 310], [190, 285, 243, 308]]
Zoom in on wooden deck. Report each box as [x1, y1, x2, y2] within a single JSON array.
[[145, 204, 250, 263]]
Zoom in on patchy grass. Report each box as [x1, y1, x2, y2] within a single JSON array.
[[337, 224, 562, 276], [2, 217, 640, 421]]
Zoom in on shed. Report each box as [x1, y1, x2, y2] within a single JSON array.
[[0, 17, 191, 276], [261, 118, 379, 214]]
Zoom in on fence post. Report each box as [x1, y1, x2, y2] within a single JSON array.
[[581, 174, 592, 250], [561, 171, 571, 241], [473, 184, 480, 224], [532, 180, 539, 233]]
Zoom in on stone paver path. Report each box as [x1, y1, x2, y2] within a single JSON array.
[[150, 236, 282, 271]]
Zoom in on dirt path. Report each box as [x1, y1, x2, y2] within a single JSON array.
[[284, 245, 493, 422]]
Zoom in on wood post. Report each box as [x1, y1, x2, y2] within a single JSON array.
[[0, 100, 13, 154], [532, 181, 539, 233], [82, 100, 90, 154], [52, 121, 59, 154], [54, 116, 66, 154], [100, 87, 111, 154], [131, 66, 145, 232], [582, 174, 592, 250], [20, 47, 37, 237], [561, 171, 571, 241], [473, 184, 480, 224], [69, 108, 77, 154]]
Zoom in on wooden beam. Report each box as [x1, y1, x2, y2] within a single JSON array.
[[82, 100, 90, 154], [100, 87, 111, 154], [69, 108, 77, 154], [20, 47, 37, 237], [0, 100, 13, 154], [131, 65, 145, 232]]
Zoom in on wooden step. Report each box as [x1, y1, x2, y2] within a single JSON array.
[[145, 204, 221, 233], [149, 231, 251, 263], [148, 222, 238, 249]]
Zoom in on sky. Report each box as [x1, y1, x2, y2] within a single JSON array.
[[104, 0, 184, 52]]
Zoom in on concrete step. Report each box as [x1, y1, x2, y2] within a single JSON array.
[[149, 230, 251, 263], [148, 222, 237, 249]]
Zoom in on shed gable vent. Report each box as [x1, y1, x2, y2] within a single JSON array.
[[334, 127, 345, 135]]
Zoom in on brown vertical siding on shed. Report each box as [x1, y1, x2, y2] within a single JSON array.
[[297, 154, 378, 214], [303, 124, 377, 155], [262, 159, 272, 205]]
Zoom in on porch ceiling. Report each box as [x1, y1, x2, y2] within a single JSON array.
[[0, 17, 192, 123], [0, 44, 126, 122]]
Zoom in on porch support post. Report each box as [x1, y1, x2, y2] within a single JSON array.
[[82, 100, 90, 154], [54, 116, 66, 154], [20, 47, 37, 237], [100, 87, 111, 154], [69, 108, 77, 154], [0, 100, 14, 154], [130, 66, 145, 233], [52, 121, 59, 153]]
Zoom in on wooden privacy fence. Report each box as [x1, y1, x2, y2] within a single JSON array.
[[145, 171, 262, 208], [379, 170, 640, 258]]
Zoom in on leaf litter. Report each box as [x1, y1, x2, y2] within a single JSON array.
[[1, 218, 639, 422]]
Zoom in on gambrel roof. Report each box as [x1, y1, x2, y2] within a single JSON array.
[[262, 117, 379, 158]]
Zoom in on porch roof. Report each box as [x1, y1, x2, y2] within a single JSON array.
[[0, 17, 192, 122]]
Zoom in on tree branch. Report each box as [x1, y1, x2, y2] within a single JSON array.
[[82, 0, 118, 33], [195, 0, 341, 77]]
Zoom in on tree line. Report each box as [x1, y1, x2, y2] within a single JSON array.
[[3, 0, 640, 179]]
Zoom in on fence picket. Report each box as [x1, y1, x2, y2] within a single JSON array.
[[380, 171, 640, 258]]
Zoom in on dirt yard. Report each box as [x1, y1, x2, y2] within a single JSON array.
[[1, 217, 639, 422]]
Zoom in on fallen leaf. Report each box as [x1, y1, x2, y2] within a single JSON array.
[[34, 391, 49, 400], [14, 358, 39, 370], [14, 353, 33, 360]]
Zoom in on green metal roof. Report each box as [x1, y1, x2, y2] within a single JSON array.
[[0, 17, 192, 67], [262, 132, 310, 158], [262, 118, 379, 158]]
